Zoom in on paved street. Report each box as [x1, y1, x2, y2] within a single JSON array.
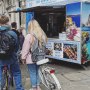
[[11, 60, 90, 90]]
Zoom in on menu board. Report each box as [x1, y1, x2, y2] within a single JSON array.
[[53, 43, 63, 58], [46, 39, 81, 64], [46, 42, 54, 56]]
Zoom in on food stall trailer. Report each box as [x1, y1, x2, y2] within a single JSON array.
[[12, 0, 90, 65]]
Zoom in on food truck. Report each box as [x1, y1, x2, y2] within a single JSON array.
[[12, 0, 90, 65]]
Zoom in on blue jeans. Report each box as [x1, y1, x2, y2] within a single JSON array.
[[0, 62, 24, 90], [27, 64, 40, 88]]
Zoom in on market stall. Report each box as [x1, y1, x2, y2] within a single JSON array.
[[12, 0, 90, 65]]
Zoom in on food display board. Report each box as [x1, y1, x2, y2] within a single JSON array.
[[25, 1, 90, 64], [81, 2, 90, 64], [46, 39, 81, 64], [66, 2, 81, 41]]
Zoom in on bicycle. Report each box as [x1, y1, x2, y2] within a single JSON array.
[[2, 65, 14, 90], [37, 58, 62, 90]]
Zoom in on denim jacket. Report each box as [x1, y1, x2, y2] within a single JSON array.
[[0, 26, 19, 66]]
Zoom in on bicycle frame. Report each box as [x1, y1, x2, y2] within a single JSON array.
[[39, 64, 56, 89], [37, 58, 62, 90]]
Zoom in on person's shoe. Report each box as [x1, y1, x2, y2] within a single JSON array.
[[37, 86, 42, 90], [29, 87, 41, 90]]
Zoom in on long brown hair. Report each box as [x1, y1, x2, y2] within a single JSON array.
[[28, 19, 48, 46]]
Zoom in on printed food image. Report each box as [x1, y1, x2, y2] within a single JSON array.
[[54, 43, 62, 51], [66, 16, 81, 41], [66, 17, 73, 29], [46, 48, 53, 56], [63, 44, 77, 60], [81, 31, 90, 63]]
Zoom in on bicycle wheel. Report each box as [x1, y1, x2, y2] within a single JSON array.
[[45, 71, 62, 90]]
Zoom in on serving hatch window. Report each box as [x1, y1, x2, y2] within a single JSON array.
[[34, 6, 66, 38]]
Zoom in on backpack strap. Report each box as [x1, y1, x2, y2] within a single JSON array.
[[7, 30, 19, 52], [7, 30, 18, 44], [32, 34, 39, 45], [30, 34, 39, 52], [31, 33, 46, 48]]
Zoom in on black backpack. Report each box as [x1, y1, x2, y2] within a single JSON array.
[[0, 30, 16, 59], [30, 35, 46, 63]]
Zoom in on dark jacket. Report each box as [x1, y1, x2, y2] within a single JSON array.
[[0, 26, 19, 66], [12, 29, 20, 39], [19, 32, 24, 49]]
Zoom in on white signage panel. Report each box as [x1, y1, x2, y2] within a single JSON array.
[[26, 0, 67, 8], [26, 0, 34, 8], [26, 0, 90, 8]]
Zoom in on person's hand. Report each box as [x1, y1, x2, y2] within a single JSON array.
[[21, 59, 26, 64]]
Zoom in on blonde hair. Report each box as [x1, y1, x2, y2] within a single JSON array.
[[28, 19, 47, 45]]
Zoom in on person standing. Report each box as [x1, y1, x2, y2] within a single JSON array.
[[19, 27, 25, 50], [21, 19, 47, 90], [11, 22, 20, 38], [11, 22, 20, 51], [0, 15, 24, 90]]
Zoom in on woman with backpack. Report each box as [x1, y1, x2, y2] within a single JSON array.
[[21, 19, 47, 90]]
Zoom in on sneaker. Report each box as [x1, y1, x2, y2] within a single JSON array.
[[29, 87, 41, 90], [29, 88, 41, 90]]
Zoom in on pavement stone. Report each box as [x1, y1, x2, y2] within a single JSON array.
[[56, 73, 90, 90], [62, 72, 90, 81], [24, 78, 31, 90], [80, 70, 90, 77], [10, 63, 90, 90]]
